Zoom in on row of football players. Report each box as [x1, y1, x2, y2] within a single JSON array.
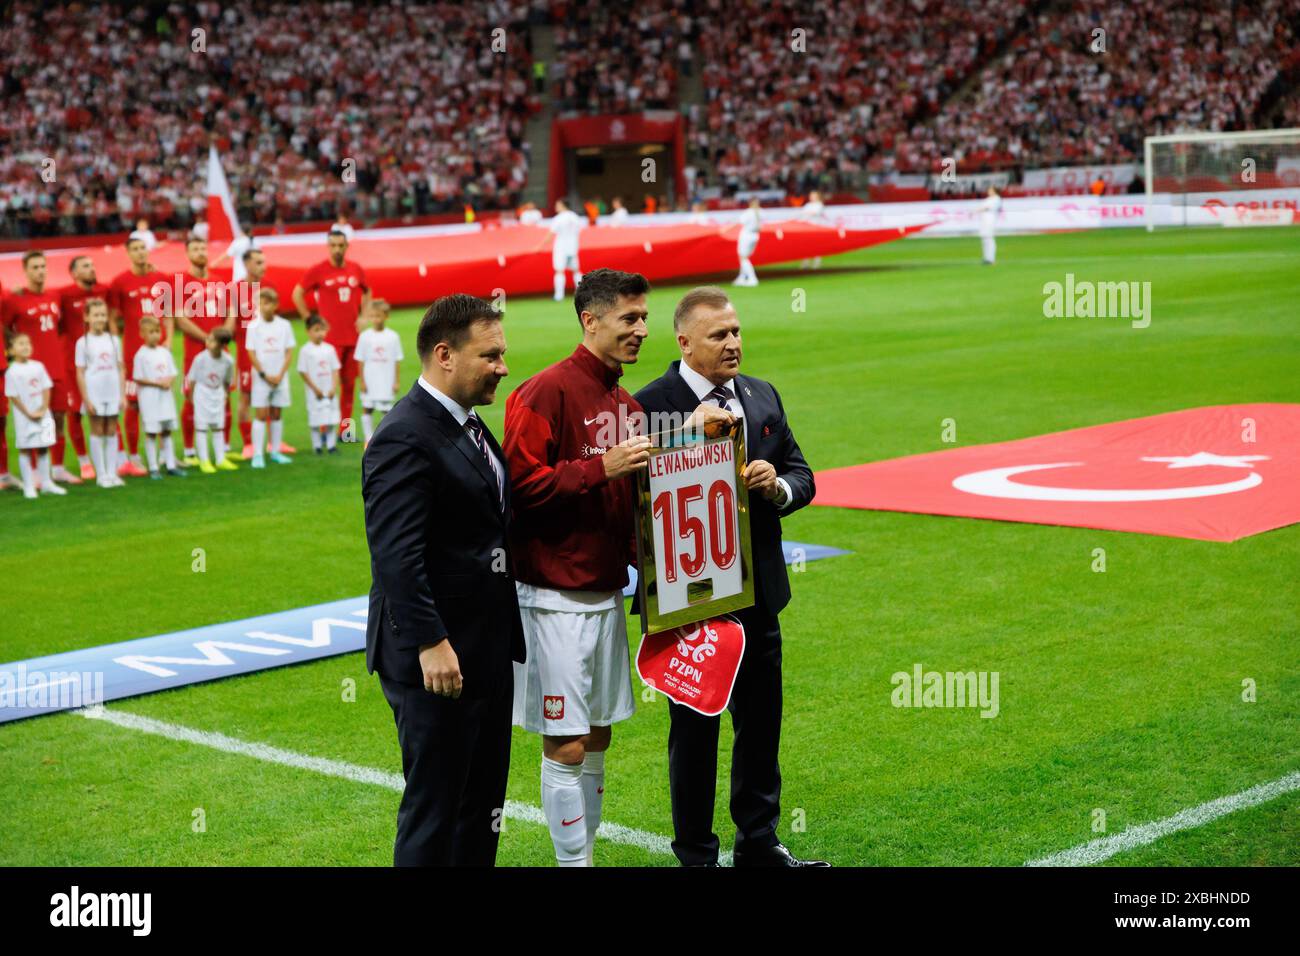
[[3, 293, 403, 497], [0, 228, 384, 490]]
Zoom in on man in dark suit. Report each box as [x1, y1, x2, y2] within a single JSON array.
[[361, 293, 525, 866], [634, 286, 828, 868]]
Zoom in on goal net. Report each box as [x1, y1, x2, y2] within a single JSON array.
[[1144, 129, 1300, 228]]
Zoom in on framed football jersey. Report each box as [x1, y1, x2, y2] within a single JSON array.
[[633, 417, 755, 636]]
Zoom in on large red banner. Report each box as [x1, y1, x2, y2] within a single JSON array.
[[0, 220, 921, 309], [813, 404, 1300, 542]]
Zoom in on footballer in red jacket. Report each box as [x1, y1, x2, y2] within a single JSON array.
[[502, 268, 654, 867], [292, 230, 370, 438]]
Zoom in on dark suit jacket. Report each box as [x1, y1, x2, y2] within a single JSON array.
[[634, 361, 815, 616], [361, 381, 525, 693]]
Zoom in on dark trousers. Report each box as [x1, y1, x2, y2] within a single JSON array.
[[667, 604, 783, 866], [380, 668, 513, 866]]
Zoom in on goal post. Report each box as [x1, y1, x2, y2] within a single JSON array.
[[1144, 128, 1300, 230]]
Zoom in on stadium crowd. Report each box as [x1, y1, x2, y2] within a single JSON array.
[[685, 0, 1031, 194], [887, 0, 1300, 174], [0, 0, 538, 238], [549, 0, 684, 113], [3, 0, 1297, 238]]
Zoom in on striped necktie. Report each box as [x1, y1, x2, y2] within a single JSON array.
[[465, 415, 504, 512], [706, 384, 736, 407]]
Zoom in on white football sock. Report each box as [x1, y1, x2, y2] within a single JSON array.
[[162, 436, 177, 470], [325, 428, 337, 451], [581, 750, 605, 865], [184, 446, 195, 458], [270, 418, 283, 451], [553, 272, 565, 300], [145, 436, 159, 472], [573, 271, 582, 286], [197, 431, 211, 464], [213, 431, 227, 461], [19, 454, 36, 495], [251, 420, 267, 457], [311, 427, 324, 451], [541, 756, 588, 866], [89, 435, 106, 479], [37, 451, 53, 486], [362, 413, 374, 442], [103, 436, 118, 479], [77, 453, 91, 467]]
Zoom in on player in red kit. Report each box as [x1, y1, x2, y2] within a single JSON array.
[[293, 230, 370, 439], [59, 255, 111, 481], [108, 236, 172, 476], [173, 235, 236, 464], [0, 285, 13, 490], [1, 250, 81, 484]]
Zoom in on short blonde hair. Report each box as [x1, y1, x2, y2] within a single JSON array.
[[673, 286, 732, 331]]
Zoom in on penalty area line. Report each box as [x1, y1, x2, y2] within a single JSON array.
[[1026, 769, 1300, 866], [76, 704, 702, 863]]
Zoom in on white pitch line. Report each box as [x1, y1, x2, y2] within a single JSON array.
[[1027, 769, 1300, 866], [77, 705, 708, 863]]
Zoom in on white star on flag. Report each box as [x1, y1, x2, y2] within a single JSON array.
[[1140, 452, 1270, 469]]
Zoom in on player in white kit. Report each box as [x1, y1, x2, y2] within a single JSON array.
[[245, 288, 296, 469], [4, 332, 64, 498], [186, 327, 238, 474], [607, 196, 629, 226], [130, 317, 186, 479], [734, 197, 762, 286], [549, 199, 584, 301], [73, 298, 126, 488], [354, 299, 403, 445], [979, 186, 1002, 265], [298, 315, 343, 453], [800, 190, 827, 270]]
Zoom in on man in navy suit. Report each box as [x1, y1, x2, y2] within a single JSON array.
[[361, 293, 525, 866], [634, 286, 828, 867]]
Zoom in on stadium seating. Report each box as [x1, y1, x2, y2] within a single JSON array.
[[3, 0, 1298, 238], [890, 0, 1300, 174], [0, 0, 538, 237]]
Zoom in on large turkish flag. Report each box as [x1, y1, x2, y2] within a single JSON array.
[[813, 404, 1300, 542]]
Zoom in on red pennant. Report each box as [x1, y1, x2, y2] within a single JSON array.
[[636, 617, 745, 716]]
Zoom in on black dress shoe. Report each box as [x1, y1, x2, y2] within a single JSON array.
[[732, 843, 830, 868]]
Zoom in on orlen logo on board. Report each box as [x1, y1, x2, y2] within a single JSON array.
[[1203, 197, 1299, 215], [1096, 204, 1144, 219]]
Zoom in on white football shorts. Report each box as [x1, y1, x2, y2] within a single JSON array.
[[512, 584, 636, 736]]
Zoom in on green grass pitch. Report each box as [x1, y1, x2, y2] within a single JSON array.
[[1, 226, 1296, 866]]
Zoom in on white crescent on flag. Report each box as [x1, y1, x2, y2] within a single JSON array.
[[811, 405, 1300, 542]]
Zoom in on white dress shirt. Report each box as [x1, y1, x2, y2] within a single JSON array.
[[417, 375, 506, 493], [677, 360, 793, 510]]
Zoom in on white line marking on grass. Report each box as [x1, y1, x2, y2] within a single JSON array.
[[77, 705, 702, 863], [1027, 770, 1300, 866]]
